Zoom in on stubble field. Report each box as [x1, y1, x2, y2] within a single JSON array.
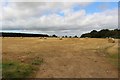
[[2, 37, 119, 78]]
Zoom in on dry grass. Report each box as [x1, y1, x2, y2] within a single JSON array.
[[2, 37, 119, 78]]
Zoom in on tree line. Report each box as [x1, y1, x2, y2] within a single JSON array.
[[1, 32, 49, 37], [1, 29, 120, 38], [80, 29, 120, 39]]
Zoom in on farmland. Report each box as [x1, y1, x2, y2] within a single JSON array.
[[2, 37, 119, 78]]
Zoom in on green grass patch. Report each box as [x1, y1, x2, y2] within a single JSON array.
[[2, 57, 44, 78], [109, 54, 118, 59], [2, 61, 33, 78], [106, 50, 120, 69], [108, 53, 120, 69], [99, 44, 119, 68]]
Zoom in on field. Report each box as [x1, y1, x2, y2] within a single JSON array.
[[2, 37, 119, 78]]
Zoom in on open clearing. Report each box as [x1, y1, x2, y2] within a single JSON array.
[[2, 37, 119, 78]]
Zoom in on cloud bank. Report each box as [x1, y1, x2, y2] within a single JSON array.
[[1, 2, 118, 36]]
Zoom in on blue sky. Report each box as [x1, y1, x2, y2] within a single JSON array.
[[1, 2, 118, 36], [82, 2, 117, 14], [70, 2, 118, 14], [40, 2, 118, 17]]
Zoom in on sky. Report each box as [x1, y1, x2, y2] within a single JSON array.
[[0, 1, 118, 36]]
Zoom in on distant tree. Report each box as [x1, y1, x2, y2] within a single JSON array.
[[65, 35, 68, 38], [81, 33, 91, 38], [69, 36, 72, 38], [90, 30, 98, 38], [74, 35, 78, 38], [91, 30, 97, 33], [98, 29, 110, 38], [52, 34, 57, 37]]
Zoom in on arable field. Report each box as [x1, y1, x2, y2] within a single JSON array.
[[2, 37, 119, 78]]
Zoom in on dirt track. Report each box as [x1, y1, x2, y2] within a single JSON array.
[[35, 38, 118, 78], [2, 38, 118, 78]]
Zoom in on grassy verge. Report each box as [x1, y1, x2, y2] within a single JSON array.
[[107, 54, 119, 68], [2, 57, 43, 78], [2, 61, 33, 78], [101, 44, 119, 68]]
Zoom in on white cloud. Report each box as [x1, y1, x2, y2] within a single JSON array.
[[2, 2, 118, 36], [1, 0, 119, 2]]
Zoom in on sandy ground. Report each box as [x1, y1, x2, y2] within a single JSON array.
[[2, 37, 118, 78]]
